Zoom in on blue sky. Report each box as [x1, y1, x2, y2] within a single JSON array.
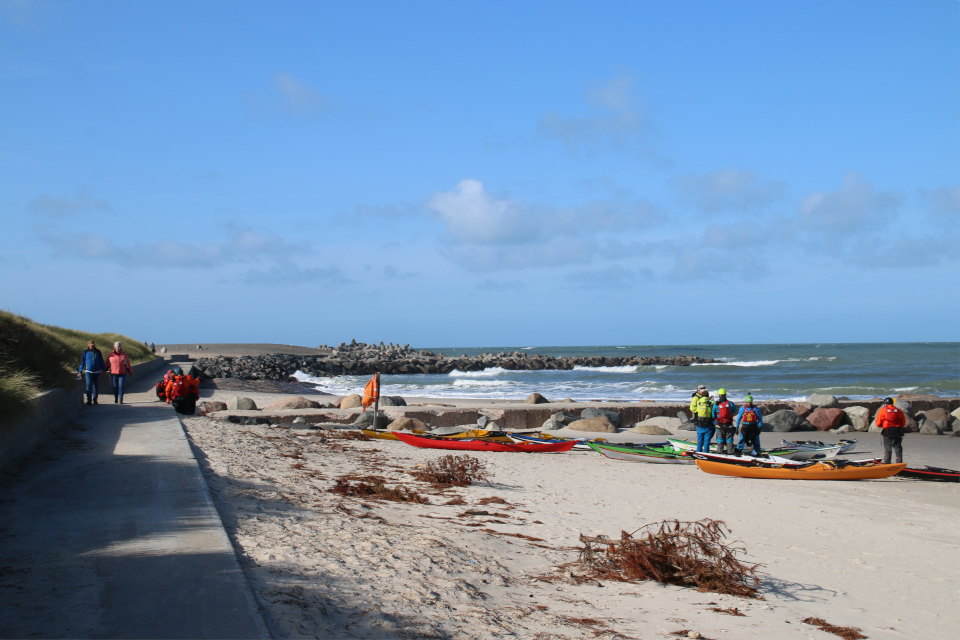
[[2, 1, 957, 347]]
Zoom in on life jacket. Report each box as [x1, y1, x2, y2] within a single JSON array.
[[692, 394, 712, 418], [741, 406, 759, 424], [361, 374, 379, 411], [156, 381, 167, 399], [716, 400, 734, 424], [876, 405, 905, 430]]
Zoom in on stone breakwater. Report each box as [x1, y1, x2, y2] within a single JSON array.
[[194, 340, 715, 381]]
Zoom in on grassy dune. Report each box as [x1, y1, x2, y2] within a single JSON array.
[[0, 311, 155, 423]]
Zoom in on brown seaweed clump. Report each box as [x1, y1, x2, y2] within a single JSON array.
[[330, 475, 428, 503], [802, 617, 868, 639], [576, 519, 762, 598], [411, 455, 490, 487]]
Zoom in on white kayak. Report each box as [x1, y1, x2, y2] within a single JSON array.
[[782, 439, 858, 454]]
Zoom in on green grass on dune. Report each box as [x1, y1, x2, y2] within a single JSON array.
[[0, 311, 156, 423]]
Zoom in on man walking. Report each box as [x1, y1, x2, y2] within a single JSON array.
[[77, 340, 106, 405], [690, 385, 715, 453], [875, 397, 906, 464]]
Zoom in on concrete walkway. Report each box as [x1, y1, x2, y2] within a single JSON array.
[[0, 378, 269, 638]]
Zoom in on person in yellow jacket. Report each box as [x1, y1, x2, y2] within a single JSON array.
[[689, 384, 715, 452]]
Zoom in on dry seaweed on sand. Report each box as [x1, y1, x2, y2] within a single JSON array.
[[573, 519, 762, 598], [410, 454, 490, 487], [329, 474, 429, 503], [802, 617, 868, 639]]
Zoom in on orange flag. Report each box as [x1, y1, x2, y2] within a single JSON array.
[[361, 373, 379, 411]]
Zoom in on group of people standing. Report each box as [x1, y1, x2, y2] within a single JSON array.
[[690, 385, 908, 463], [689, 385, 764, 455], [77, 340, 132, 405]]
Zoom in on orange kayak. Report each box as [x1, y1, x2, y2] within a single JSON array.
[[696, 459, 906, 480]]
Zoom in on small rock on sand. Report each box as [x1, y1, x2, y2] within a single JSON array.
[[525, 393, 550, 404], [566, 416, 617, 433], [389, 416, 427, 431], [630, 422, 673, 435], [340, 394, 362, 409], [227, 397, 258, 411], [262, 396, 321, 411], [200, 401, 228, 415]]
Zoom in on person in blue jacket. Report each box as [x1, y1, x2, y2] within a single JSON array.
[[77, 340, 106, 405], [735, 394, 763, 456]]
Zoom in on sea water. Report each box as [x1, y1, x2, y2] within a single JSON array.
[[293, 342, 959, 402]]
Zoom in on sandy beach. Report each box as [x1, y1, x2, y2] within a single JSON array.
[[162, 374, 960, 640]]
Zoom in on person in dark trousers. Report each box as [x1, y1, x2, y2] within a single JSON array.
[[735, 394, 763, 456], [875, 397, 906, 464], [77, 340, 106, 405], [712, 388, 738, 454], [106, 341, 133, 403]]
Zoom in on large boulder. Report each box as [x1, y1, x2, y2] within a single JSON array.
[[200, 400, 228, 415], [842, 406, 871, 432], [379, 396, 407, 407], [807, 408, 845, 431], [918, 420, 944, 436], [566, 417, 617, 433], [951, 407, 960, 421], [525, 393, 550, 404], [916, 408, 948, 424], [388, 416, 426, 432], [633, 416, 682, 431], [807, 394, 839, 409], [227, 396, 258, 411], [352, 411, 391, 429], [630, 422, 673, 436], [262, 396, 321, 411], [340, 394, 363, 409], [764, 409, 806, 432], [580, 408, 622, 428], [792, 403, 813, 419], [540, 410, 581, 430]]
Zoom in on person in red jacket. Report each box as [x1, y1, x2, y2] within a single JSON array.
[[165, 367, 200, 415], [156, 370, 174, 402], [875, 397, 906, 464]]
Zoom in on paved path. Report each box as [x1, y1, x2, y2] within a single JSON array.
[[0, 378, 269, 639]]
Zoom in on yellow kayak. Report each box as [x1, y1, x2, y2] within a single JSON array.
[[696, 459, 906, 480]]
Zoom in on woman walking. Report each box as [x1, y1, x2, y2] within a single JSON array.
[[106, 342, 133, 403]]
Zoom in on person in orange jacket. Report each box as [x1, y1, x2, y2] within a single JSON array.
[[875, 397, 906, 464], [165, 367, 200, 415]]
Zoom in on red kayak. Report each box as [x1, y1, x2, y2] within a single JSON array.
[[392, 431, 576, 452]]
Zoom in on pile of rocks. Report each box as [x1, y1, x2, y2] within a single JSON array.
[[762, 394, 960, 435], [193, 340, 716, 381]]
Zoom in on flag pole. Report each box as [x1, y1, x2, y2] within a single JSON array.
[[372, 372, 381, 431]]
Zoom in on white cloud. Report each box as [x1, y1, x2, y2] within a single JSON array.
[[427, 179, 534, 244], [424, 179, 663, 270], [674, 167, 786, 214], [36, 226, 310, 269], [539, 72, 648, 155], [28, 187, 111, 216], [244, 72, 333, 119], [798, 171, 900, 233]]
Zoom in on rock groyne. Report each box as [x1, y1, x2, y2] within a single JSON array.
[[194, 340, 715, 381]]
